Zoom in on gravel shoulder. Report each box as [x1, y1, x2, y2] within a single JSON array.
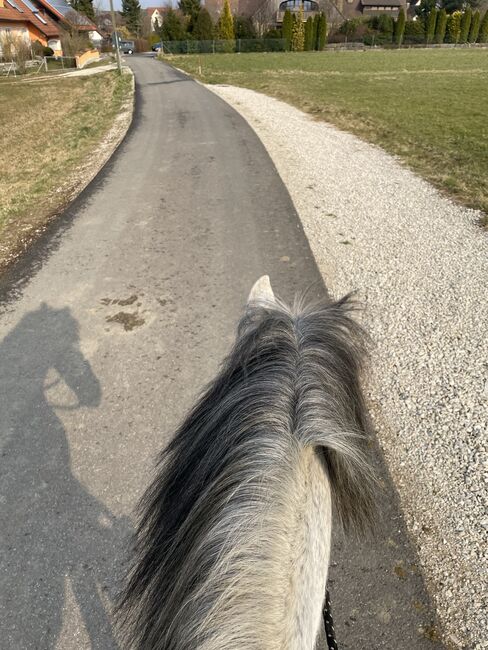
[[207, 84, 488, 650]]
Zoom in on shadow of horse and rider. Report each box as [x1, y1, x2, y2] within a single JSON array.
[[0, 303, 131, 648]]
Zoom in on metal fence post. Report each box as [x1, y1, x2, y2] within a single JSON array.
[[238, 39, 241, 53], [212, 39, 215, 54], [186, 40, 189, 54]]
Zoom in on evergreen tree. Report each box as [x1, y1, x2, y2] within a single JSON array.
[[312, 12, 319, 50], [435, 8, 447, 43], [121, 0, 142, 36], [317, 12, 327, 50], [282, 9, 293, 50], [479, 10, 488, 43], [304, 16, 314, 50], [447, 10, 462, 43], [425, 7, 437, 43], [468, 10, 480, 42], [72, 0, 95, 21], [179, 0, 201, 20], [217, 0, 234, 40], [234, 15, 256, 39], [460, 7, 472, 43], [160, 8, 186, 41], [415, 0, 436, 21], [394, 8, 406, 45], [193, 7, 213, 40], [291, 7, 305, 51]]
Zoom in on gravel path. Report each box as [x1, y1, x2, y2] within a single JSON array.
[[208, 85, 488, 650]]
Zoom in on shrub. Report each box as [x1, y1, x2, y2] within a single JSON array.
[[403, 19, 425, 44], [216, 0, 234, 40], [425, 8, 437, 43], [317, 12, 327, 50], [263, 28, 282, 39], [468, 10, 480, 42], [234, 15, 256, 39], [459, 7, 472, 43], [32, 40, 54, 57], [193, 7, 214, 40], [394, 8, 406, 45], [291, 8, 305, 51], [282, 9, 293, 50], [435, 8, 448, 43], [312, 13, 319, 50], [447, 11, 462, 43], [0, 32, 31, 72], [479, 10, 488, 43], [60, 30, 91, 56], [304, 16, 314, 50]]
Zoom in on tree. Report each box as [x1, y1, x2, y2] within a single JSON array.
[[468, 10, 481, 42], [179, 0, 201, 20], [425, 7, 437, 43], [435, 8, 448, 43], [121, 0, 142, 37], [291, 6, 305, 51], [394, 8, 406, 45], [460, 7, 472, 42], [282, 9, 293, 50], [160, 8, 186, 41], [479, 10, 488, 42], [312, 12, 319, 50], [216, 0, 234, 40], [415, 0, 437, 21], [192, 7, 214, 40], [447, 10, 462, 43], [441, 0, 478, 13], [304, 16, 314, 50], [317, 12, 327, 50], [234, 15, 256, 39], [71, 0, 95, 21]]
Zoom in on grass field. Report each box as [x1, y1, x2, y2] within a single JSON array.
[[168, 49, 488, 220], [0, 71, 131, 269]]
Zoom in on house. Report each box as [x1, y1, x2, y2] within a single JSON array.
[[145, 6, 166, 31], [0, 0, 61, 55], [34, 0, 102, 45]]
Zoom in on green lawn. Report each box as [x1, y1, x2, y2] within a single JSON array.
[[0, 71, 131, 270], [167, 50, 488, 220]]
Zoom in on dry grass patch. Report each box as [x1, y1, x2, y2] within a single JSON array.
[[0, 71, 132, 270]]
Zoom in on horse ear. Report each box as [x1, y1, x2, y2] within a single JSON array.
[[248, 275, 276, 304]]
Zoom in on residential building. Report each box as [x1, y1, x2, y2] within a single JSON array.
[[0, 0, 61, 54]]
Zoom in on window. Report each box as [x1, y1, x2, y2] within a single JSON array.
[[279, 0, 319, 11]]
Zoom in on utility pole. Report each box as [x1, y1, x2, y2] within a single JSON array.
[[109, 0, 122, 75]]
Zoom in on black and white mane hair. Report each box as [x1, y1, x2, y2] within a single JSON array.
[[117, 276, 375, 650]]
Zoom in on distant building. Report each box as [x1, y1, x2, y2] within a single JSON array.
[[145, 6, 166, 31]]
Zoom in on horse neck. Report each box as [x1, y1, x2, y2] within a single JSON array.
[[193, 445, 332, 650]]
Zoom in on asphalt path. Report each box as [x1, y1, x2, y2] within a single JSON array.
[[0, 56, 444, 649]]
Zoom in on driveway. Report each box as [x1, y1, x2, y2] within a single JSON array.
[[0, 56, 443, 649]]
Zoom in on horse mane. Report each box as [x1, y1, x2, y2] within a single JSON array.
[[117, 294, 375, 649]]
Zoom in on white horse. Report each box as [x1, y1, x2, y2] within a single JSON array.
[[118, 277, 375, 650]]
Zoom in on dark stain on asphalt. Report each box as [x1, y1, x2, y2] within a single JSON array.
[[106, 311, 145, 331], [101, 295, 138, 307]]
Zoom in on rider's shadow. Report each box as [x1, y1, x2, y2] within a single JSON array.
[[0, 303, 131, 648]]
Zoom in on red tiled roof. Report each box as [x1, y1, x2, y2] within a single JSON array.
[[145, 6, 166, 14], [0, 0, 60, 38]]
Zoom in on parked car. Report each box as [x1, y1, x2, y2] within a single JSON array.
[[151, 42, 163, 52], [117, 40, 135, 55]]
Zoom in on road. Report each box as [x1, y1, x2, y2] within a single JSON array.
[[0, 56, 444, 649]]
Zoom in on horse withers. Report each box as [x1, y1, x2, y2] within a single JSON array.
[[118, 276, 375, 650]]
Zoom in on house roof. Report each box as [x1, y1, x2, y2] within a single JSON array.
[[361, 0, 403, 5], [145, 7, 165, 14], [0, 0, 60, 37], [34, 0, 97, 31]]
